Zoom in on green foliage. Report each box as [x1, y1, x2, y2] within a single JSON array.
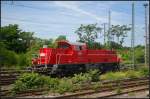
[[110, 25, 131, 45], [87, 42, 104, 49], [56, 79, 74, 94], [115, 86, 122, 94], [55, 35, 66, 41], [12, 73, 45, 94], [138, 67, 149, 77], [71, 73, 91, 84], [12, 73, 75, 94], [0, 47, 18, 67], [92, 82, 101, 91], [109, 41, 122, 49], [12, 80, 28, 94], [17, 53, 29, 68], [100, 69, 148, 81], [117, 45, 145, 64], [125, 70, 142, 78], [88, 69, 100, 82], [135, 48, 145, 63], [0, 24, 34, 53], [71, 69, 100, 84], [75, 23, 102, 43], [100, 72, 126, 81], [18, 73, 45, 88], [42, 76, 59, 90]]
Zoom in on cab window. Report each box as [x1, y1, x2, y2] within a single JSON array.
[[58, 44, 70, 49]]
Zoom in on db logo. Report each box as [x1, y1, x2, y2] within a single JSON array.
[[78, 52, 82, 55]]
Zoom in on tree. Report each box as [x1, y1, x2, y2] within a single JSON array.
[[88, 41, 104, 49], [109, 41, 122, 49], [20, 31, 34, 50], [0, 24, 34, 53], [75, 24, 102, 43], [110, 25, 131, 45], [55, 35, 66, 41]]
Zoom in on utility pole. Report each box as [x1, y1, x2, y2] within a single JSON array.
[[102, 23, 107, 45], [131, 2, 135, 69], [143, 3, 148, 67], [148, 23, 149, 66], [108, 10, 111, 49]]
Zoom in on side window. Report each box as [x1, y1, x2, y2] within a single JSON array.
[[79, 46, 82, 50], [75, 45, 82, 50]]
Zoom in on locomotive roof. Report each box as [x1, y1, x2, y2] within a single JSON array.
[[57, 41, 86, 46], [69, 42, 86, 46]]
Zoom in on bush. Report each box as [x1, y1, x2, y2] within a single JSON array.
[[92, 82, 101, 91], [12, 73, 46, 94], [138, 67, 149, 77], [100, 72, 126, 81], [125, 70, 142, 78], [88, 69, 100, 82], [12, 80, 28, 94], [17, 53, 28, 68], [0, 48, 18, 67], [100, 69, 146, 81], [71, 73, 91, 84], [12, 73, 76, 94], [56, 79, 74, 94], [42, 76, 59, 91]]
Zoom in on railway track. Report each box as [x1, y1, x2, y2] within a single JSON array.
[[0, 69, 30, 86], [0, 68, 57, 85], [1, 77, 149, 98], [53, 78, 149, 98]]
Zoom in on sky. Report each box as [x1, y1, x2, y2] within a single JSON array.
[[1, 1, 149, 47]]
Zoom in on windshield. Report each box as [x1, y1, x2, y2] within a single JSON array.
[[58, 44, 70, 49]]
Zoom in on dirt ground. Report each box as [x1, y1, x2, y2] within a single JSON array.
[[110, 90, 149, 98]]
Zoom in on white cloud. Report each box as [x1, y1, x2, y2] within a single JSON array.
[[54, 1, 104, 22]]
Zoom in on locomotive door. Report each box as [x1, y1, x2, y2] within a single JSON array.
[[75, 45, 87, 63]]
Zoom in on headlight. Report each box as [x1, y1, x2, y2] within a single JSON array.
[[40, 53, 45, 56]]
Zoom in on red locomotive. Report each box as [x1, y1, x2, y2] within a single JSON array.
[[31, 40, 121, 75]]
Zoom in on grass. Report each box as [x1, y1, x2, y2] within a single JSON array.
[[92, 82, 102, 91], [128, 92, 135, 96], [100, 67, 149, 81], [100, 71, 126, 81]]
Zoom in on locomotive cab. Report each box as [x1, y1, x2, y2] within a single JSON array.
[[57, 41, 87, 54]]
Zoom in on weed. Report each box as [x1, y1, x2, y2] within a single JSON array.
[[128, 92, 135, 96], [92, 82, 101, 91], [125, 70, 142, 78], [56, 79, 74, 94], [100, 71, 126, 81]]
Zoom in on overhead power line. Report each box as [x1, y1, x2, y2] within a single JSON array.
[[1, 17, 80, 26], [2, 2, 51, 11]]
